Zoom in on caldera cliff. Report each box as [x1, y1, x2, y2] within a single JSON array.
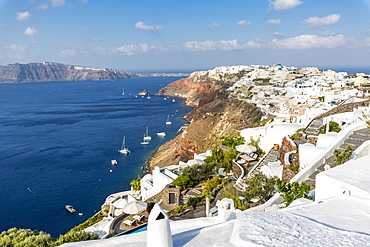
[[0, 62, 144, 83], [150, 69, 263, 168]]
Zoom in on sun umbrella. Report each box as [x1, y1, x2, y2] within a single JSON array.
[[122, 201, 147, 214], [235, 144, 257, 153], [112, 198, 128, 208]]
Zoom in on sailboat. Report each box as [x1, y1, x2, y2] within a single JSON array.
[[122, 89, 125, 95], [143, 126, 151, 141], [118, 136, 130, 154], [172, 97, 176, 102], [140, 134, 150, 145], [166, 115, 172, 125]]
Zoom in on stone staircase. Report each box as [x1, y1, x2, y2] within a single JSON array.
[[304, 99, 369, 136], [305, 128, 370, 187], [247, 148, 279, 180], [304, 118, 323, 136]]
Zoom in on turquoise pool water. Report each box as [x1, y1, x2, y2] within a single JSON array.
[[130, 225, 147, 234]]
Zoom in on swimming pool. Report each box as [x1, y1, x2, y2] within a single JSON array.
[[130, 225, 147, 234], [116, 223, 148, 236]]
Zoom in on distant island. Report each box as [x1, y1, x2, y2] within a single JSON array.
[[0, 62, 189, 83]]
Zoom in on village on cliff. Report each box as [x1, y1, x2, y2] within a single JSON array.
[[63, 64, 370, 246]]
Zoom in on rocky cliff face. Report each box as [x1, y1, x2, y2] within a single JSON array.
[[157, 70, 241, 107], [0, 62, 142, 83], [150, 71, 263, 168]]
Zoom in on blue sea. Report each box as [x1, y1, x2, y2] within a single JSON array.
[[0, 76, 191, 237]]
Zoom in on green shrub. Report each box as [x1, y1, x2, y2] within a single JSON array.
[[186, 196, 203, 208], [54, 232, 98, 246], [173, 162, 217, 190], [320, 121, 341, 134], [205, 148, 238, 172], [172, 205, 187, 214], [0, 228, 53, 247], [221, 136, 245, 148], [276, 179, 312, 207], [67, 212, 103, 234], [202, 176, 224, 199], [243, 172, 277, 203], [333, 145, 354, 166], [0, 227, 98, 247], [172, 175, 195, 190]]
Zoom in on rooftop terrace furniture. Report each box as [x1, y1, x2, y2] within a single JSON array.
[[123, 219, 137, 227], [133, 215, 146, 223]]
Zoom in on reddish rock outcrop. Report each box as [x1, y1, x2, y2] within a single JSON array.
[[150, 73, 263, 168]]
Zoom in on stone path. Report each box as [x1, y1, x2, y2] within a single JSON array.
[[305, 128, 370, 188]]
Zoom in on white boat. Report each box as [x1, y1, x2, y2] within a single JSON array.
[[143, 126, 151, 141], [147, 96, 151, 99], [111, 159, 118, 165], [122, 89, 125, 95], [166, 115, 172, 125], [118, 136, 130, 154], [172, 97, 176, 102], [157, 132, 166, 136], [140, 134, 150, 145], [65, 205, 76, 213]]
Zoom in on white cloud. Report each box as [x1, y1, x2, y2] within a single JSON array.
[[117, 44, 150, 55], [269, 0, 303, 11], [134, 21, 163, 32], [364, 37, 370, 47], [48, 0, 65, 7], [7, 44, 27, 52], [267, 19, 281, 25], [269, 34, 346, 49], [16, 11, 31, 21], [303, 14, 341, 27], [37, 4, 49, 10], [183, 39, 260, 51], [244, 40, 262, 49], [207, 23, 221, 29], [85, 39, 261, 57], [24, 26, 40, 36], [237, 20, 251, 26], [60, 49, 76, 56]]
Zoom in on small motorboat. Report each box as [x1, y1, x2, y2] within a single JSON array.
[[65, 205, 76, 213], [157, 132, 166, 136], [111, 159, 118, 165]]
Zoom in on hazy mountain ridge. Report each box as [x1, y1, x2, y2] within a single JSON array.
[[0, 62, 153, 83]]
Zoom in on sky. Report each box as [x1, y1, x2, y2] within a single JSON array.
[[1, 0, 370, 72]]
